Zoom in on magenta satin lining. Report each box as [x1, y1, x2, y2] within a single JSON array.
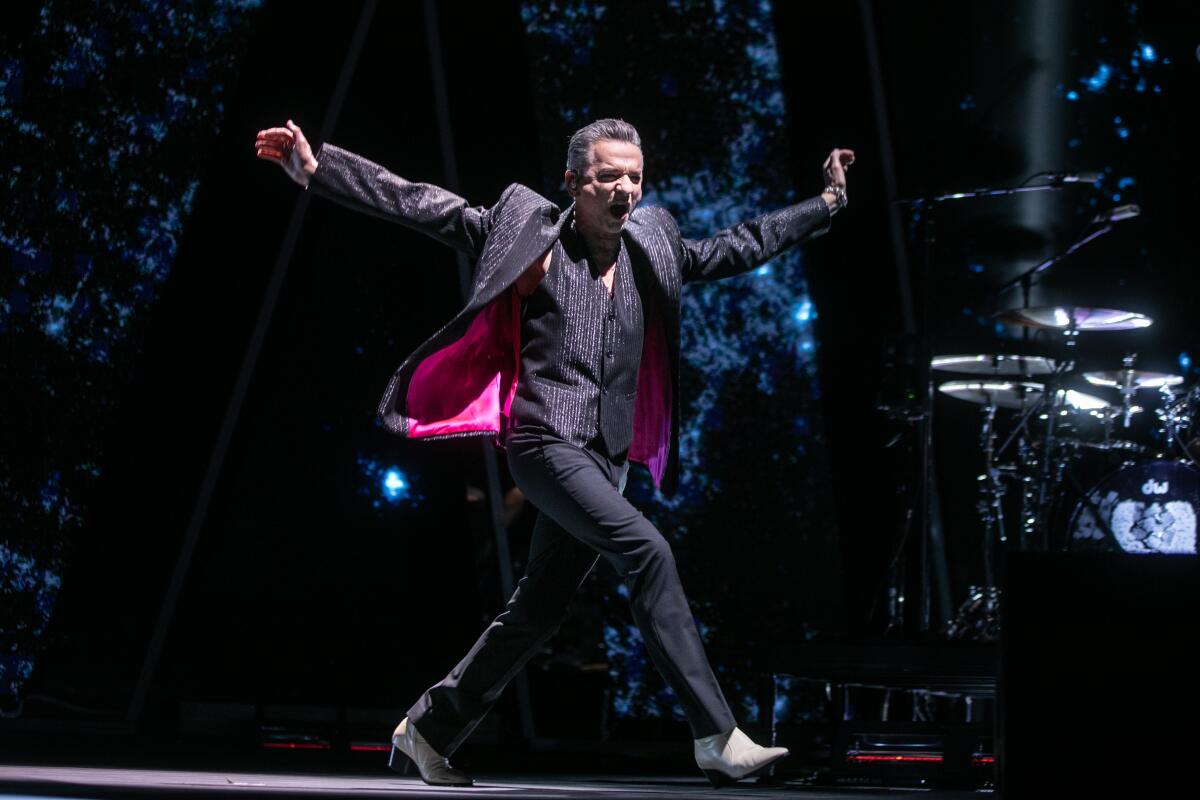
[[627, 319, 671, 488], [404, 286, 671, 489], [405, 289, 519, 439]]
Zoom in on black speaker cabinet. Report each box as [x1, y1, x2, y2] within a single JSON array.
[[1000, 553, 1198, 796]]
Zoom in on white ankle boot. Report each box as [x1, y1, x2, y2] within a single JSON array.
[[390, 717, 473, 786], [694, 726, 789, 786]]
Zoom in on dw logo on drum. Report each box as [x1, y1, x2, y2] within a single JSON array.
[[1142, 479, 1170, 495]]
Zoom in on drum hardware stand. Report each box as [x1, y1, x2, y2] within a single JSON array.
[[977, 402, 1006, 572], [1033, 344, 1075, 552], [946, 402, 1006, 641], [1117, 353, 1140, 429], [1157, 384, 1197, 462], [982, 353, 1078, 552], [872, 401, 925, 634]]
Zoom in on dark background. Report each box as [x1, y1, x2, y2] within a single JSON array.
[[3, 0, 1198, 748]]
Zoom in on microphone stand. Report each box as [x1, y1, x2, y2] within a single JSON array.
[[996, 221, 1116, 304]]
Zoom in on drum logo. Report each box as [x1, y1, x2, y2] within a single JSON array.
[[1110, 500, 1196, 554], [1141, 479, 1170, 495]]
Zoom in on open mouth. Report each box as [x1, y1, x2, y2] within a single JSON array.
[[609, 203, 630, 220]]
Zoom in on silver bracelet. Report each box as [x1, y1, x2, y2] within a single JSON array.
[[824, 183, 848, 212]]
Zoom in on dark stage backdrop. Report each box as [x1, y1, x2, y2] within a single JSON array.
[[1, 0, 267, 709], [6, 0, 1198, 744]]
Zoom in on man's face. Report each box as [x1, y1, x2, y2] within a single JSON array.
[[566, 139, 644, 240]]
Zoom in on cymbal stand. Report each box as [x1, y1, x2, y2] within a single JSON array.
[[1118, 353, 1139, 429], [1032, 330, 1077, 552], [977, 402, 1005, 582], [1158, 384, 1198, 462], [946, 400, 1006, 641], [1004, 388, 1053, 549]]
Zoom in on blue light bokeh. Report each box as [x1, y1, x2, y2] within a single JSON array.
[[357, 456, 423, 510], [0, 0, 265, 706]]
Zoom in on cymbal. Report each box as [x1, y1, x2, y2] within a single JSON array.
[[939, 380, 1110, 411], [994, 306, 1153, 331], [939, 380, 1044, 410], [1058, 389, 1112, 411], [932, 354, 1060, 376], [1056, 436, 1150, 454], [1083, 370, 1185, 390], [1078, 439, 1149, 453]]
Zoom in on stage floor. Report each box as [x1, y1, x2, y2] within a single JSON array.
[[0, 766, 984, 799]]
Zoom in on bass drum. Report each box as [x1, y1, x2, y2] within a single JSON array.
[[1069, 461, 1200, 554]]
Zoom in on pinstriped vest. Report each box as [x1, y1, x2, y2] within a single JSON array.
[[508, 220, 645, 459]]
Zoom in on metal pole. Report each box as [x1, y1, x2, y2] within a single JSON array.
[[858, 0, 952, 632], [127, 0, 382, 725], [421, 0, 535, 742]]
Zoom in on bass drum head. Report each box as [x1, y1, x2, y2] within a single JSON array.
[[1069, 461, 1200, 554]]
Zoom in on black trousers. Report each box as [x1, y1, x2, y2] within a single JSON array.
[[406, 429, 736, 755]]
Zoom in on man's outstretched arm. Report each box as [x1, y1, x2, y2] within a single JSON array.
[[680, 147, 854, 284], [255, 120, 494, 258]]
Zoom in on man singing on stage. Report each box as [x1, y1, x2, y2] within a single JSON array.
[[255, 117, 853, 786]]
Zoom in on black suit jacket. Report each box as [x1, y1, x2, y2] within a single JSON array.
[[307, 142, 832, 496]]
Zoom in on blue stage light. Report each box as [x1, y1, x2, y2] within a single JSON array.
[[356, 455, 421, 509], [1086, 62, 1112, 92], [383, 469, 408, 500]]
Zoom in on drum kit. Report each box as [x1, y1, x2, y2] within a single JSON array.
[[936, 314, 1200, 639], [888, 173, 1196, 640]]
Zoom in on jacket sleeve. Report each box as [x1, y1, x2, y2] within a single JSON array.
[[305, 142, 499, 258], [679, 195, 832, 284]]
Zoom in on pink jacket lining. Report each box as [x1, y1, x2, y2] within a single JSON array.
[[405, 286, 671, 488]]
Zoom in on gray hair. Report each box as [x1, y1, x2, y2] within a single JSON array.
[[565, 118, 642, 176]]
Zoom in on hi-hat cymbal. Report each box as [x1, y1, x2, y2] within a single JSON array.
[[939, 380, 1110, 411], [932, 354, 1060, 376], [994, 306, 1153, 331], [1083, 370, 1185, 390]]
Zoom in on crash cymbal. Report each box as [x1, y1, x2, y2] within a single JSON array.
[[939, 381, 1111, 411], [994, 306, 1153, 331], [939, 380, 1044, 410], [932, 354, 1060, 376], [1083, 370, 1185, 390]]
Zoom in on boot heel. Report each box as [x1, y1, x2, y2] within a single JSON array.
[[702, 769, 734, 788], [388, 744, 414, 776]]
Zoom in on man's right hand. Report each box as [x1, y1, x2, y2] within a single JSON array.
[[255, 119, 318, 187]]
